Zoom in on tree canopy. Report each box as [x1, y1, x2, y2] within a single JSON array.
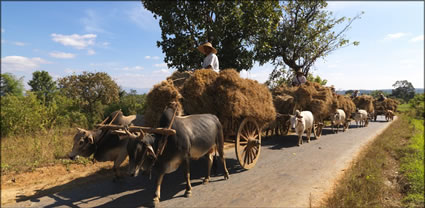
[[141, 0, 281, 72], [265, 66, 327, 89], [255, 0, 362, 76], [57, 72, 119, 123], [0, 73, 25, 97], [392, 80, 415, 103], [28, 70, 57, 104]]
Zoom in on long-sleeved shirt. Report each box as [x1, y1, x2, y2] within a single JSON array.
[[202, 53, 219, 72]]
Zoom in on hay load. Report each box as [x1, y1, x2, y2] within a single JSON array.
[[144, 68, 275, 130], [271, 84, 296, 114], [211, 69, 276, 127], [374, 98, 399, 112], [166, 70, 193, 90], [336, 94, 356, 119], [296, 82, 338, 120], [181, 69, 218, 115], [352, 95, 374, 113], [272, 82, 338, 121], [144, 80, 183, 127]]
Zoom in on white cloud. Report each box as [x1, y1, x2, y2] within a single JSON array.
[[409, 35, 424, 42], [87, 49, 96, 55], [122, 66, 144, 71], [1, 28, 4, 33], [1, 56, 51, 72], [154, 63, 167, 68], [126, 5, 159, 31], [51, 33, 97, 49], [383, 32, 408, 40], [153, 68, 171, 75], [49, 51, 76, 59], [145, 55, 160, 60], [81, 9, 106, 34], [13, 41, 26, 46], [101, 42, 110, 47]]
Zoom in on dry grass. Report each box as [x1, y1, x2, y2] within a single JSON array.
[[1, 128, 91, 174], [322, 116, 411, 208]]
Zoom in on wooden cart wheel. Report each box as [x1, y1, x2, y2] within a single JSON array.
[[235, 117, 261, 170], [313, 121, 323, 139]]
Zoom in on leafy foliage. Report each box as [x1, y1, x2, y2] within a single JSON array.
[[0, 91, 88, 137], [307, 73, 327, 85], [370, 90, 390, 99], [255, 0, 363, 76], [392, 80, 415, 103], [28, 70, 57, 105], [104, 89, 147, 116], [142, 0, 281, 72], [265, 66, 327, 89], [408, 93, 424, 119], [57, 72, 119, 124], [0, 73, 25, 96]]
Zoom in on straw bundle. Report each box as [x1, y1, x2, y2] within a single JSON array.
[[144, 80, 183, 127], [336, 94, 356, 119], [353, 95, 374, 113]]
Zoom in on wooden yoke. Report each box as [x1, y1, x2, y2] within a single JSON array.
[[156, 105, 178, 156]]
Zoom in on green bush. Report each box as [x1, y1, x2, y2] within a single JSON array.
[[0, 92, 89, 137], [1, 92, 47, 136], [408, 93, 424, 119]]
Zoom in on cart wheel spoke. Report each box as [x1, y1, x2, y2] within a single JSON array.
[[236, 118, 261, 169]]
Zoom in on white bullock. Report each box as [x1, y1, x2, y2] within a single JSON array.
[[290, 110, 314, 146], [353, 109, 368, 127], [331, 109, 346, 133]]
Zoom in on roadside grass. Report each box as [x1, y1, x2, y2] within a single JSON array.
[[398, 103, 410, 113], [322, 115, 412, 208], [1, 128, 92, 174], [400, 118, 424, 207]]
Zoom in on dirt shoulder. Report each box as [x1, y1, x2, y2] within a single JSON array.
[[1, 141, 234, 206]]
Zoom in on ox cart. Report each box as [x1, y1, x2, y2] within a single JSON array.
[[372, 98, 399, 122], [94, 107, 264, 170]]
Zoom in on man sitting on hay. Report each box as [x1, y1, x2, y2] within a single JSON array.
[[198, 42, 219, 72], [292, 70, 307, 86]]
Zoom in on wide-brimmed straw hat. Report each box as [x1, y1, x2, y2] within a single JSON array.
[[197, 42, 217, 55]]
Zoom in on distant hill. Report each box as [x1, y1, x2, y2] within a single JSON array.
[[336, 88, 424, 95], [121, 87, 151, 94]]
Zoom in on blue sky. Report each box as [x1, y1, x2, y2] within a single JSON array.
[[1, 1, 423, 92]]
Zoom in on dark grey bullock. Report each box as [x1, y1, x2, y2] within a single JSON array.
[[126, 108, 230, 203], [68, 110, 144, 180]]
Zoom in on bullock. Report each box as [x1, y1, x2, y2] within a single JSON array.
[[125, 108, 230, 203], [331, 109, 347, 133], [68, 110, 144, 180], [290, 110, 314, 146], [353, 109, 368, 127], [385, 110, 395, 121]]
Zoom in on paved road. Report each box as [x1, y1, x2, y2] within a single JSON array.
[[6, 116, 394, 208]]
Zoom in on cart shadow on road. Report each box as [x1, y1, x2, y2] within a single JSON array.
[[15, 157, 244, 208], [262, 127, 336, 150]]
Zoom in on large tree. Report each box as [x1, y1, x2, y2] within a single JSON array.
[[265, 66, 327, 89], [57, 72, 119, 123], [28, 70, 57, 104], [392, 80, 415, 103], [256, 0, 362, 76], [0, 73, 25, 96], [141, 0, 281, 72]]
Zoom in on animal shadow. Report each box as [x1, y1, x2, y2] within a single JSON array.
[[14, 157, 242, 208]]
